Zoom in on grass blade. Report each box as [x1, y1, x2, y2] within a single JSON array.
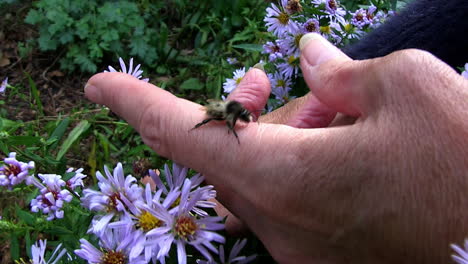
[[24, 72, 44, 116], [56, 120, 90, 160]]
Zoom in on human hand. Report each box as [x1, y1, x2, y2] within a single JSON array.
[[84, 33, 468, 263]]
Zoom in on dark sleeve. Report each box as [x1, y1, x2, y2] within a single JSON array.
[[342, 0, 468, 69]]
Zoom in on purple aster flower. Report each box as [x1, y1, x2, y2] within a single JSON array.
[[268, 72, 294, 103], [29, 174, 73, 220], [191, 185, 217, 217], [316, 23, 341, 45], [0, 152, 35, 189], [264, 1, 300, 37], [277, 54, 300, 79], [226, 57, 238, 65], [277, 32, 304, 56], [262, 41, 284, 62], [340, 22, 365, 40], [325, 0, 346, 17], [104, 57, 149, 82], [30, 239, 68, 264], [75, 224, 146, 264], [150, 162, 203, 194], [108, 185, 173, 262], [371, 10, 393, 29], [302, 18, 320, 33], [311, 0, 346, 24], [223, 67, 246, 94], [64, 167, 86, 190], [461, 63, 468, 79], [284, 0, 303, 15], [451, 240, 468, 264], [351, 8, 370, 29], [367, 5, 377, 20], [147, 179, 225, 264], [319, 21, 349, 44], [196, 239, 257, 264], [150, 164, 216, 216], [81, 163, 143, 235], [0, 77, 8, 94]]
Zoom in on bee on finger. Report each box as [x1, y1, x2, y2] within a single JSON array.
[[191, 100, 253, 144]]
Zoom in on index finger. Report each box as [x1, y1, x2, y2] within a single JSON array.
[[84, 73, 298, 175]]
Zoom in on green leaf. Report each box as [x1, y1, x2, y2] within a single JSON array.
[[180, 78, 204, 91], [15, 206, 36, 226], [56, 120, 90, 160], [96, 132, 110, 160], [46, 225, 74, 235], [24, 9, 41, 25], [47, 117, 70, 151], [0, 140, 8, 155], [25, 72, 44, 116], [37, 31, 58, 51], [7, 136, 41, 146], [0, 117, 21, 131], [232, 43, 263, 52], [74, 54, 97, 73], [25, 231, 31, 259], [130, 37, 150, 58], [10, 233, 19, 260], [87, 138, 97, 177]]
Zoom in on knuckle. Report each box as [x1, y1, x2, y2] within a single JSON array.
[[321, 60, 353, 85], [382, 49, 442, 80]]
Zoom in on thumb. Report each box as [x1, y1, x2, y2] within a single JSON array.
[[227, 66, 271, 121], [299, 33, 377, 117]]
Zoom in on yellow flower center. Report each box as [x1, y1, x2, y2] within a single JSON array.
[[235, 77, 243, 85], [175, 215, 198, 241], [138, 211, 163, 232], [320, 25, 331, 34], [287, 55, 298, 65], [277, 12, 290, 25], [101, 250, 126, 264], [294, 33, 304, 48], [344, 23, 354, 33], [277, 79, 286, 88]]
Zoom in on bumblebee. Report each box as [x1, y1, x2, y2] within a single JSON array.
[[191, 100, 252, 144]]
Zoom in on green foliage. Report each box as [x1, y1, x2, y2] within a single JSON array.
[[21, 0, 268, 97], [25, 0, 159, 73]]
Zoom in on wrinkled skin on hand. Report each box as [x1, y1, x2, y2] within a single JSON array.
[[84, 34, 468, 263]]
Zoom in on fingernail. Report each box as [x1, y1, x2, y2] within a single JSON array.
[[252, 63, 265, 72], [84, 83, 101, 102], [299, 33, 324, 51], [300, 33, 345, 66]]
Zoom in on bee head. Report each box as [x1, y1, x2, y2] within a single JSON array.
[[227, 101, 252, 123]]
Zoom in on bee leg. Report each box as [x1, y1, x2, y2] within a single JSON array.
[[190, 118, 216, 131], [226, 120, 240, 144], [226, 115, 239, 135], [190, 117, 225, 132]]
